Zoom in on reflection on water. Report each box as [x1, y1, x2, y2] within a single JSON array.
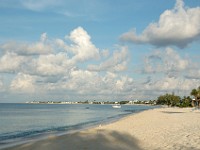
[[0, 103, 157, 147]]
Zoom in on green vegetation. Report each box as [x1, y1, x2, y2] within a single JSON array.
[[28, 86, 200, 108], [157, 93, 180, 107], [156, 86, 200, 107], [179, 96, 192, 107], [190, 86, 200, 100], [190, 86, 200, 108], [119, 101, 129, 104]]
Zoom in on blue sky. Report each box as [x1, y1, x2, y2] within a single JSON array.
[[0, 0, 200, 102]]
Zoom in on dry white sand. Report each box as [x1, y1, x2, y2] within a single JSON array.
[[3, 107, 200, 150]]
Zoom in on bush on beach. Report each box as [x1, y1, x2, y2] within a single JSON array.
[[156, 86, 200, 107], [157, 93, 181, 107]]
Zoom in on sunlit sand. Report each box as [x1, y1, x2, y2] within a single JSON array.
[[4, 107, 200, 150]]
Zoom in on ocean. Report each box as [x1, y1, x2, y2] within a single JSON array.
[[0, 103, 157, 149]]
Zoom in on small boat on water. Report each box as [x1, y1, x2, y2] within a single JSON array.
[[112, 104, 121, 108]]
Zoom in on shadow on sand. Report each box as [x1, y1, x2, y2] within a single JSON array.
[[3, 130, 142, 150], [161, 111, 185, 114]]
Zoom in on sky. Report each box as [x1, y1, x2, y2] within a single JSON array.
[[0, 0, 200, 102]]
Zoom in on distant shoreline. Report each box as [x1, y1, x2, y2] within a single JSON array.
[[3, 107, 200, 150]]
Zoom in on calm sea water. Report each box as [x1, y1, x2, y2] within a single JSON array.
[[0, 103, 157, 148]]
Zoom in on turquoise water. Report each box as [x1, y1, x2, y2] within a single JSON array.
[[0, 103, 157, 148]]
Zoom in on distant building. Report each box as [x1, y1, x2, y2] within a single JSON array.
[[192, 97, 200, 108], [128, 100, 139, 104]]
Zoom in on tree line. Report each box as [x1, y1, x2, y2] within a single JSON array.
[[156, 86, 200, 107]]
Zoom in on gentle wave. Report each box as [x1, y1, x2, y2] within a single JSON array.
[[0, 120, 99, 143], [0, 104, 158, 148]]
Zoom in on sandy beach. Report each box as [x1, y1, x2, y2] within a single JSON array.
[[3, 107, 200, 150]]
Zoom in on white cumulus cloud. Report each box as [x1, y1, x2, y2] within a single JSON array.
[[66, 27, 100, 62], [142, 47, 189, 75], [184, 68, 200, 79], [30, 52, 73, 76], [138, 46, 200, 98], [88, 46, 129, 72], [0, 33, 53, 55], [144, 76, 200, 93], [10, 73, 36, 93], [0, 52, 26, 73], [120, 0, 200, 48], [115, 76, 134, 92]]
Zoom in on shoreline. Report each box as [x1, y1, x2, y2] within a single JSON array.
[[2, 107, 200, 150], [0, 104, 157, 150], [0, 106, 156, 150]]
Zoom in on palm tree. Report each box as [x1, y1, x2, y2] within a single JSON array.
[[198, 86, 200, 95], [190, 89, 198, 99], [190, 87, 200, 108]]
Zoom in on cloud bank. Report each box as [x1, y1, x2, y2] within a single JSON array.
[[0, 27, 136, 101], [1, 0, 200, 102], [0, 26, 200, 102], [140, 48, 200, 97], [88, 46, 128, 72], [120, 0, 200, 48]]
